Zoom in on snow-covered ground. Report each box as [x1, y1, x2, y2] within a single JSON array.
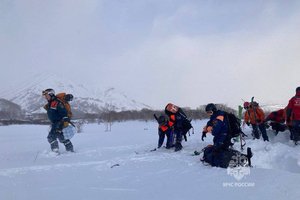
[[1, 120, 300, 200]]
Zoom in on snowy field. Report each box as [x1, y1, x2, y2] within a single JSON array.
[[1, 120, 300, 200]]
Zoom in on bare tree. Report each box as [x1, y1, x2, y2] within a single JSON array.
[[75, 119, 86, 133], [102, 102, 117, 132]]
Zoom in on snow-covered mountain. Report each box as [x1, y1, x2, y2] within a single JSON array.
[[0, 98, 19, 112], [0, 73, 152, 114], [0, 98, 24, 119]]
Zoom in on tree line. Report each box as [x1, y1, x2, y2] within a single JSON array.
[[0, 104, 237, 126]]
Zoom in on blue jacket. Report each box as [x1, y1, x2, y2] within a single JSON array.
[[45, 98, 68, 129], [207, 110, 228, 147]]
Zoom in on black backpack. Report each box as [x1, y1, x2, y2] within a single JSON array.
[[201, 145, 253, 168], [224, 112, 246, 148], [177, 108, 193, 141]]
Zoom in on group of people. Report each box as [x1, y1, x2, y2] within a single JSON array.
[[156, 87, 300, 167], [41, 86, 300, 167], [244, 86, 300, 145]]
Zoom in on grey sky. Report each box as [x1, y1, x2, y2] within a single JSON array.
[[1, 0, 300, 109]]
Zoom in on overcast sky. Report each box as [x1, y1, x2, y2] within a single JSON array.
[[1, 0, 300, 109]]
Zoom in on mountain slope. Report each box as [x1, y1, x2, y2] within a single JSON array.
[[1, 73, 151, 113], [0, 98, 23, 119]]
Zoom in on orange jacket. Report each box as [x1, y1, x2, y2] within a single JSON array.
[[159, 124, 169, 132], [265, 108, 286, 123], [168, 114, 175, 127], [244, 107, 265, 125]]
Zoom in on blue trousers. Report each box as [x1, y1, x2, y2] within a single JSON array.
[[158, 129, 174, 148], [252, 123, 269, 141], [47, 124, 73, 151]]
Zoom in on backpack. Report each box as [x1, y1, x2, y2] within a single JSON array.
[[180, 110, 193, 137], [201, 145, 252, 168], [165, 103, 193, 141], [224, 112, 246, 148], [250, 101, 259, 108], [225, 112, 242, 138], [56, 93, 73, 118]]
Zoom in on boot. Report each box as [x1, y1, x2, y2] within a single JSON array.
[[50, 140, 59, 152], [174, 142, 182, 152], [166, 144, 174, 149], [64, 140, 74, 152]]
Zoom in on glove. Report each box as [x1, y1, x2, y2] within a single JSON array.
[[201, 131, 207, 141], [62, 117, 70, 127], [63, 117, 70, 122], [265, 123, 270, 129], [43, 104, 49, 111]]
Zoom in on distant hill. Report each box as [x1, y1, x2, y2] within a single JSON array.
[[1, 73, 152, 115], [0, 98, 24, 119]]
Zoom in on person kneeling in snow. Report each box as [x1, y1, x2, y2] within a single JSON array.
[[264, 108, 289, 136], [201, 103, 230, 167], [200, 103, 253, 168]]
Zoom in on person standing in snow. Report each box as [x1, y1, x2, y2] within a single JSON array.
[[43, 88, 74, 153], [286, 86, 300, 145], [164, 103, 188, 152], [155, 115, 174, 149], [243, 101, 269, 141]]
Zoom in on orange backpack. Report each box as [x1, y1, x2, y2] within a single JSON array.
[[165, 103, 179, 114], [56, 93, 73, 118]]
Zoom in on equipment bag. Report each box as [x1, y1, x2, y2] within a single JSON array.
[[62, 124, 77, 140], [56, 93, 73, 118], [201, 145, 253, 168]]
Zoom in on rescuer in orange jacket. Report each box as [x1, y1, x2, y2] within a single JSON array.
[[156, 115, 174, 149], [286, 86, 300, 144], [243, 101, 269, 141], [164, 103, 187, 152], [264, 108, 288, 135]]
